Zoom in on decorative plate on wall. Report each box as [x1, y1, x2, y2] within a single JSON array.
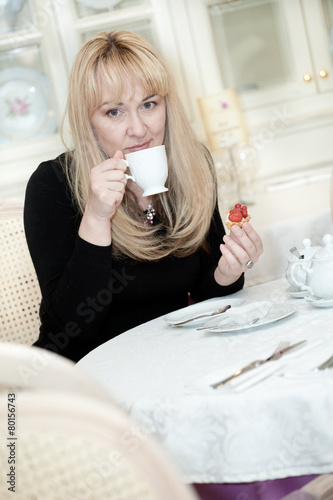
[[0, 67, 57, 143]]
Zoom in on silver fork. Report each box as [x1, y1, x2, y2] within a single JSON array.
[[211, 340, 291, 389], [197, 316, 261, 331]]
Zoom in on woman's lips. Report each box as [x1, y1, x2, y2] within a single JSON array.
[[126, 141, 150, 153]]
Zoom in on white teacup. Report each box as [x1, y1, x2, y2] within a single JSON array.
[[124, 145, 169, 197]]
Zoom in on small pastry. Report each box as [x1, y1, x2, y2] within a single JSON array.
[[225, 203, 251, 230]]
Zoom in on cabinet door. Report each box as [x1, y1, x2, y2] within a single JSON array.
[[0, 0, 67, 198], [187, 0, 318, 110], [53, 0, 156, 71], [0, 0, 64, 146], [302, 0, 333, 93], [53, 0, 207, 138]]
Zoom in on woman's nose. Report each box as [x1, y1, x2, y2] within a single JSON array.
[[127, 113, 146, 137]]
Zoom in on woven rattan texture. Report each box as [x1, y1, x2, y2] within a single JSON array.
[[0, 216, 41, 345], [0, 343, 199, 500], [0, 432, 157, 500]]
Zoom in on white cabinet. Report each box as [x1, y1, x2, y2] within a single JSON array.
[[174, 0, 333, 180]]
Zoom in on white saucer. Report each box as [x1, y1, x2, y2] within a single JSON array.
[[286, 286, 307, 298], [305, 296, 333, 308], [164, 298, 245, 327], [201, 303, 297, 333]]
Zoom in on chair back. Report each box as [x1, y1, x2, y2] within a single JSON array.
[[0, 391, 199, 500], [0, 344, 199, 500], [0, 199, 41, 345], [0, 342, 112, 402]]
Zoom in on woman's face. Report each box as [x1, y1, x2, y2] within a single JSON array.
[[91, 79, 166, 158]]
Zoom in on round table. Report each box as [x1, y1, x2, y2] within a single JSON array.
[[76, 278, 333, 498]]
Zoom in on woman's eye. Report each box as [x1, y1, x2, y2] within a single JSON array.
[[107, 108, 121, 117], [143, 101, 155, 110]]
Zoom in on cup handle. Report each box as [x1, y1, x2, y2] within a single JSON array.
[[122, 159, 135, 182], [125, 174, 135, 181]]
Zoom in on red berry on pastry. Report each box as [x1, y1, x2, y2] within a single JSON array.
[[228, 209, 243, 222], [240, 205, 248, 217]]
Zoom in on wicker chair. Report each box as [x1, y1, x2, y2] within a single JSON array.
[[0, 343, 199, 500], [0, 199, 41, 345], [0, 342, 112, 401]]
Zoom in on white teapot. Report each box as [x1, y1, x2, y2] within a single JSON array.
[[285, 238, 321, 290], [288, 234, 333, 299]]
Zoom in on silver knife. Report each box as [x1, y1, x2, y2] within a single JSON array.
[[211, 340, 307, 389]]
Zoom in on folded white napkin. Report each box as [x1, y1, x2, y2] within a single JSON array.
[[203, 301, 273, 328]]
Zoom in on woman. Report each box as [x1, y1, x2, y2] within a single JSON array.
[[24, 30, 263, 362]]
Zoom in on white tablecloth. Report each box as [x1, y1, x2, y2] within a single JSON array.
[[76, 278, 333, 484]]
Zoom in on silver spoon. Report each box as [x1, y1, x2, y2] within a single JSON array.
[[290, 246, 304, 260]]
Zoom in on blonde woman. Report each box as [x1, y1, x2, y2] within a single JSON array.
[[24, 31, 263, 361]]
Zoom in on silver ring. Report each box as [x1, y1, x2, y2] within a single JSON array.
[[246, 260, 254, 269]]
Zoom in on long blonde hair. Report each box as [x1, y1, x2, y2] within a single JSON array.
[[62, 30, 216, 261]]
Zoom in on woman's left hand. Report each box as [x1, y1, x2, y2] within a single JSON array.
[[214, 222, 263, 286]]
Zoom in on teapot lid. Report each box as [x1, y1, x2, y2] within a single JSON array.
[[300, 238, 321, 258], [313, 234, 333, 260]]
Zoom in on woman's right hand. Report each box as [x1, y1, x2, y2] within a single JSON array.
[[79, 150, 127, 246], [86, 150, 127, 220]]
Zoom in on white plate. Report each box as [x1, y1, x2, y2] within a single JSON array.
[[305, 296, 333, 308], [164, 298, 245, 327], [201, 303, 297, 333], [76, 0, 121, 9], [0, 67, 57, 142], [286, 286, 308, 298]]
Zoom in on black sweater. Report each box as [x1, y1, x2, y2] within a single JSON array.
[[24, 156, 244, 362]]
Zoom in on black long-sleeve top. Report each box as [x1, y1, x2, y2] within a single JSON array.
[[24, 156, 244, 362]]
